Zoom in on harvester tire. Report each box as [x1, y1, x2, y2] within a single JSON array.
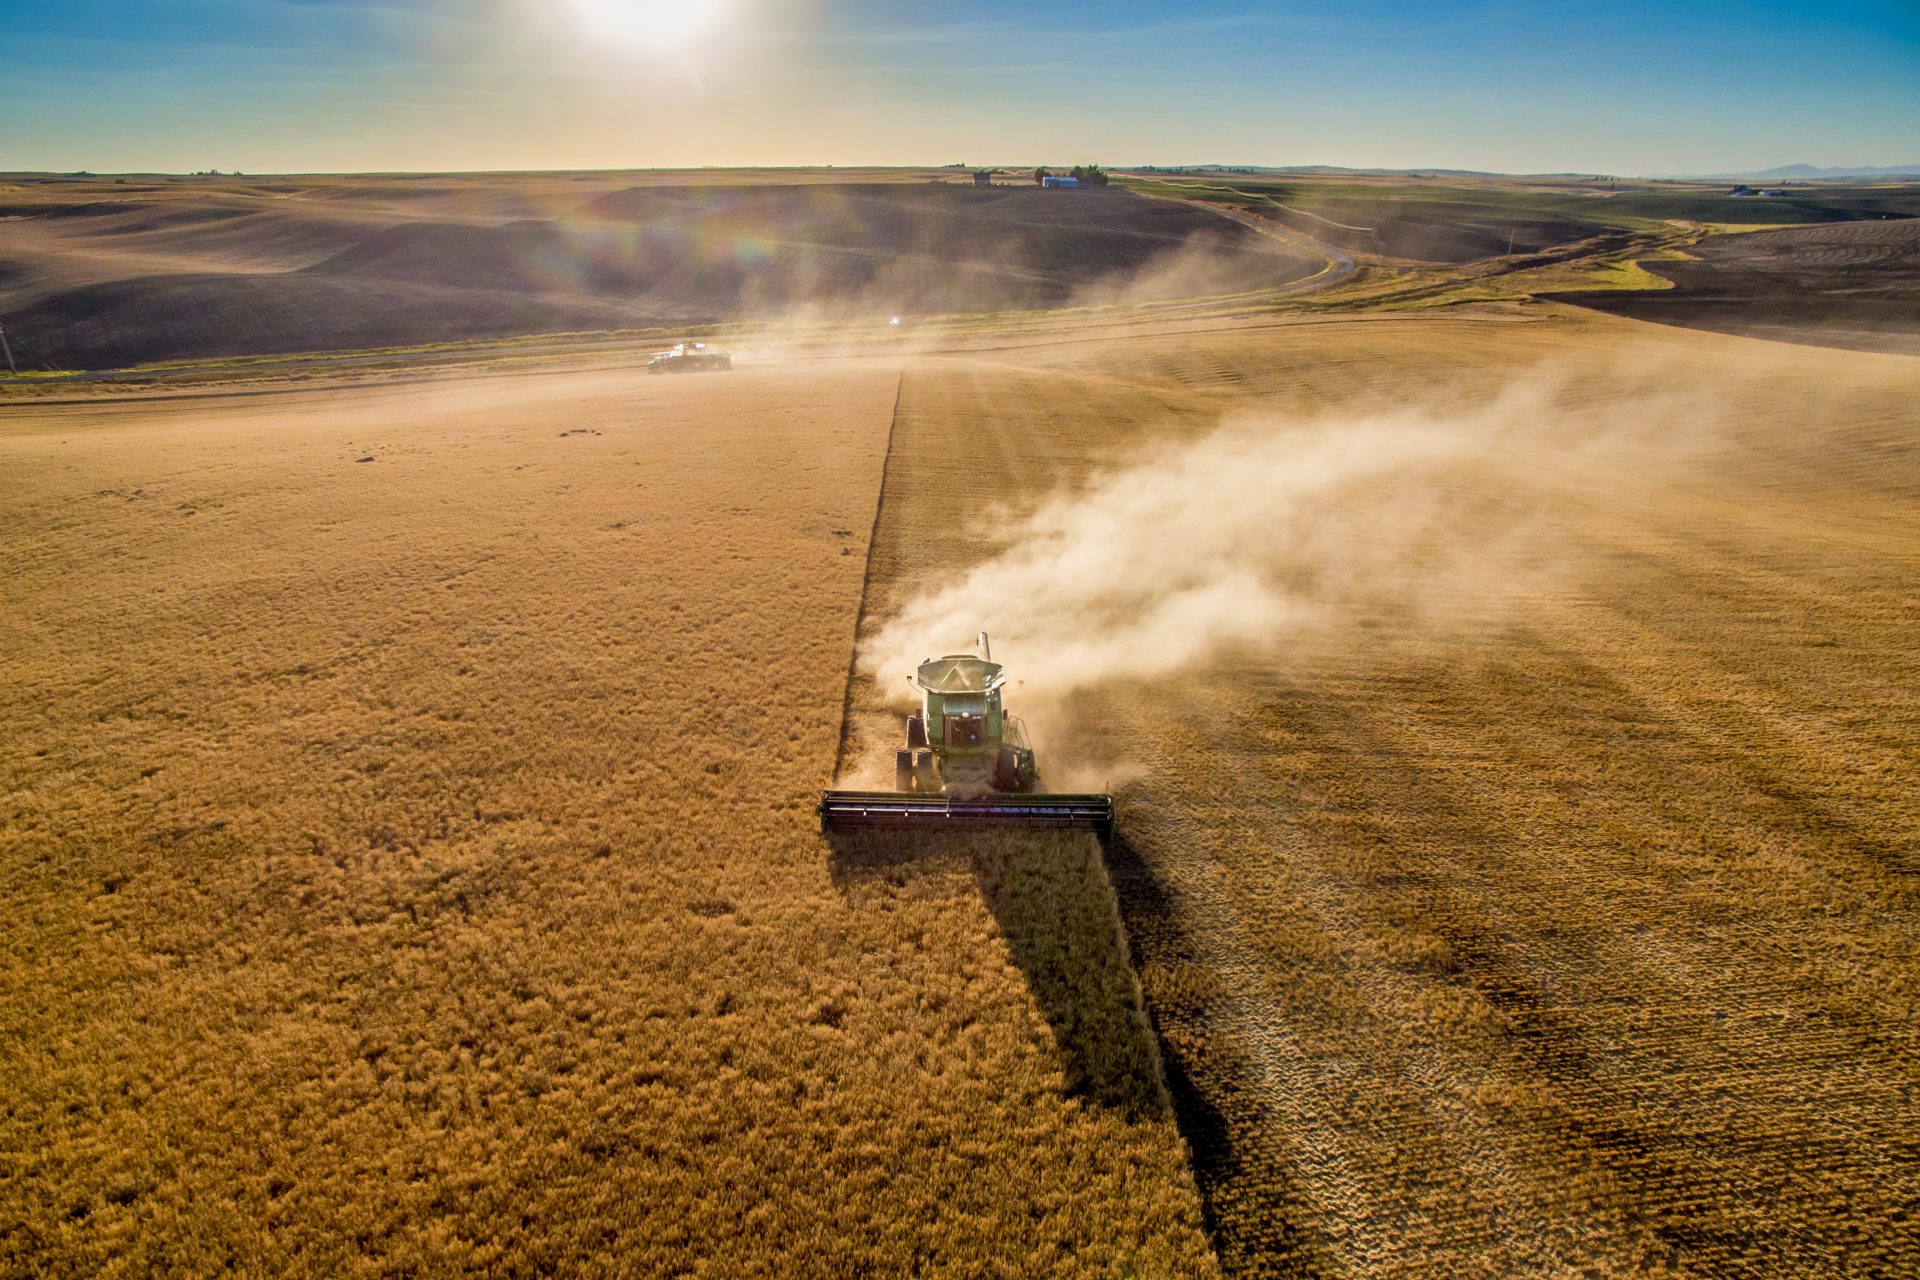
[[895, 750, 914, 792], [914, 750, 937, 792], [992, 746, 1020, 792], [906, 713, 927, 750]]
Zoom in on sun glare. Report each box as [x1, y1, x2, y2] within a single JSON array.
[[566, 0, 730, 52]]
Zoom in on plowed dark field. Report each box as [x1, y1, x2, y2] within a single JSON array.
[[857, 310, 1920, 1278], [1133, 175, 1920, 265], [0, 174, 1317, 370], [1560, 219, 1920, 355]]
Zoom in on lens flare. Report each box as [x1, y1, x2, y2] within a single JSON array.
[[565, 0, 730, 52]]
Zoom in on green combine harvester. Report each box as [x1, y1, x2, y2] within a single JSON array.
[[820, 634, 1115, 837]]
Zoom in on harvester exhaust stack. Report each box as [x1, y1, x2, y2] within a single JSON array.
[[821, 636, 1114, 838]]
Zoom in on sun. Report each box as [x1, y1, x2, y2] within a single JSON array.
[[565, 0, 730, 52]]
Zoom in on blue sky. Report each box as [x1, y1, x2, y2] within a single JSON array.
[[2, 0, 1916, 173]]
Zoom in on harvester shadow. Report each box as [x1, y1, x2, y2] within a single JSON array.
[[1102, 830, 1270, 1268], [826, 827, 1171, 1121]]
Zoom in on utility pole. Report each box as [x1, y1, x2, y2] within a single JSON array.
[[0, 321, 15, 376], [1506, 226, 1517, 256]]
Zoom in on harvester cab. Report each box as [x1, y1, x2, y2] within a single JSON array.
[[899, 649, 1036, 796], [819, 634, 1114, 837]]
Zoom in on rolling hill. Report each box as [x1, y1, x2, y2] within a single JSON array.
[[0, 177, 1319, 370]]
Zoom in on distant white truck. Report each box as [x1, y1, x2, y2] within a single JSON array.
[[647, 341, 733, 374]]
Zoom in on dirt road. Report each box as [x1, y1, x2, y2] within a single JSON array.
[[1137, 186, 1359, 294]]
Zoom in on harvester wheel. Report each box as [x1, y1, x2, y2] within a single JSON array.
[[906, 712, 927, 750], [992, 746, 1020, 792], [914, 750, 937, 792], [895, 750, 914, 792]]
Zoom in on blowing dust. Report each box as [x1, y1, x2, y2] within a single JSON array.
[[862, 369, 1719, 783], [717, 217, 1316, 366], [1065, 233, 1314, 310]]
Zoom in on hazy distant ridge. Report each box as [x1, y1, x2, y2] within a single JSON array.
[[1662, 163, 1920, 180], [1135, 163, 1920, 181]]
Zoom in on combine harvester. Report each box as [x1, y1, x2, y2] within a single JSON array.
[[820, 635, 1115, 838]]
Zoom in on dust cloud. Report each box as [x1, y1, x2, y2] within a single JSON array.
[[730, 231, 1309, 367], [1065, 233, 1314, 310], [864, 370, 1711, 743]]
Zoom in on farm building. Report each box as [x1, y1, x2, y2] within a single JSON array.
[[973, 170, 991, 186], [1041, 175, 1080, 189]]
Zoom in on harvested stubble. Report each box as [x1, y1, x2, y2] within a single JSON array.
[[0, 360, 1213, 1277], [861, 309, 1920, 1279]]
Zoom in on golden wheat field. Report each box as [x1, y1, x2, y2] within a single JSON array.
[[0, 359, 1214, 1277], [853, 307, 1920, 1278], [4, 298, 1918, 1280]]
